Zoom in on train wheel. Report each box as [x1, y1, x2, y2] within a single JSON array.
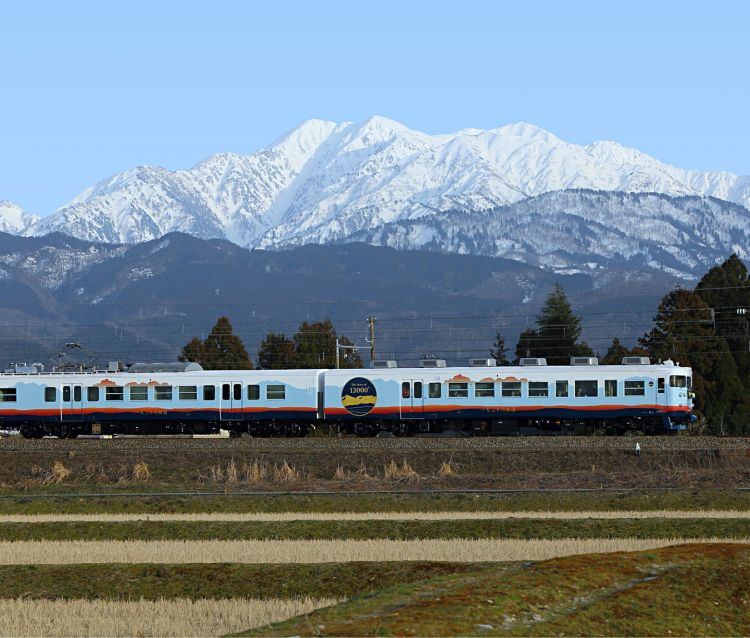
[[285, 423, 302, 437]]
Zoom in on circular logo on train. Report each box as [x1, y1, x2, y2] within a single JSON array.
[[341, 377, 377, 416]]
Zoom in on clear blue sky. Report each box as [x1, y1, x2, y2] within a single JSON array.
[[1, 0, 747, 214]]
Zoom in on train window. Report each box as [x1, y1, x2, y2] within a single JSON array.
[[502, 382, 521, 397], [247, 385, 260, 400], [428, 383, 441, 399], [529, 381, 548, 397], [555, 381, 569, 398], [575, 380, 598, 397], [154, 386, 172, 401], [63, 386, 71, 402], [658, 378, 665, 393], [233, 384, 242, 401], [687, 376, 692, 389], [448, 382, 468, 398], [44, 387, 56, 402], [129, 386, 148, 401], [222, 384, 230, 401], [87, 387, 99, 402], [106, 386, 124, 401], [402, 382, 410, 399], [414, 382, 423, 399], [179, 386, 197, 400], [624, 380, 645, 396], [475, 382, 495, 398], [203, 385, 216, 401], [670, 375, 687, 388], [267, 384, 285, 400], [0, 388, 17, 402], [605, 380, 617, 397], [74, 386, 81, 402]]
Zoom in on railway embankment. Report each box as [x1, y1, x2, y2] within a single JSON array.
[[0, 436, 747, 491]]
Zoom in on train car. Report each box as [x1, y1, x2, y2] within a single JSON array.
[[323, 357, 695, 435], [0, 363, 324, 438]]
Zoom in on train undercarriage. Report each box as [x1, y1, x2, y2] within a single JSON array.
[[16, 413, 690, 439]]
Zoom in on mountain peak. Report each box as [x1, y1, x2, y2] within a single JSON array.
[[8, 117, 750, 250], [0, 201, 39, 234], [491, 122, 560, 142]]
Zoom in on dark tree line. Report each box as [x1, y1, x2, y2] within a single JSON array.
[[639, 254, 750, 434], [257, 319, 362, 369], [179, 317, 363, 370]]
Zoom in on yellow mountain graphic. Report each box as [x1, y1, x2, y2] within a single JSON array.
[[342, 395, 377, 407]]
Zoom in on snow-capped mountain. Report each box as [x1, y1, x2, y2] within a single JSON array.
[[0, 201, 38, 235], [19, 117, 750, 251], [344, 190, 750, 279]]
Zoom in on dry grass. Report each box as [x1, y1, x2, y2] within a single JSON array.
[[437, 459, 457, 477], [0, 510, 744, 524], [0, 538, 745, 565], [28, 461, 72, 485], [383, 459, 419, 481], [242, 460, 267, 484], [331, 461, 374, 480], [131, 462, 151, 482], [198, 459, 303, 484], [272, 460, 300, 483], [0, 596, 340, 637]]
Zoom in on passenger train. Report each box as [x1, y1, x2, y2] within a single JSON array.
[[0, 355, 695, 438]]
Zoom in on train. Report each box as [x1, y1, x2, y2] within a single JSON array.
[[0, 356, 695, 438]]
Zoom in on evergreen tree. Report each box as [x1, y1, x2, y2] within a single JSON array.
[[489, 331, 510, 365], [200, 317, 253, 370], [639, 289, 747, 432], [515, 328, 540, 360], [178, 336, 205, 365], [695, 254, 750, 385], [601, 337, 648, 364], [257, 333, 296, 369], [535, 283, 586, 364], [292, 319, 363, 369]]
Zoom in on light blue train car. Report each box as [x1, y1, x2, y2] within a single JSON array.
[[0, 363, 325, 438], [323, 358, 694, 435]]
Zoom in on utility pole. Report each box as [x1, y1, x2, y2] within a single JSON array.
[[335, 338, 340, 369], [367, 316, 377, 363]]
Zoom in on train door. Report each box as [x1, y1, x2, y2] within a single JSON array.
[[657, 376, 666, 409], [220, 382, 243, 420], [399, 380, 424, 418], [61, 384, 83, 422]]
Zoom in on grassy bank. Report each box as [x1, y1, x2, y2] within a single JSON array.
[[0, 490, 748, 515], [241, 543, 750, 637], [0, 517, 747, 541], [0, 562, 483, 600]]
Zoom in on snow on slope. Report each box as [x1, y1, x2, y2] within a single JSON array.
[[20, 117, 750, 248], [343, 190, 750, 278], [0, 202, 38, 235]]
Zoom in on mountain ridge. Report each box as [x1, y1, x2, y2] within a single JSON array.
[[2, 117, 748, 251]]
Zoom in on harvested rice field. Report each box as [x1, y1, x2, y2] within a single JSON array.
[[0, 482, 746, 635], [0, 596, 341, 637], [0, 537, 747, 565]]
